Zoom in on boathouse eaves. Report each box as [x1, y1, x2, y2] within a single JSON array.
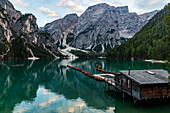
[[119, 69, 170, 85]]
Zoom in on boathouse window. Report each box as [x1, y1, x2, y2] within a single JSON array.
[[128, 79, 131, 88], [125, 78, 131, 88], [122, 76, 126, 87]]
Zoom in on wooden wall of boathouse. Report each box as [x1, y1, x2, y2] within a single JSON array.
[[115, 74, 141, 99], [140, 84, 170, 99], [115, 74, 170, 100], [132, 81, 140, 99]]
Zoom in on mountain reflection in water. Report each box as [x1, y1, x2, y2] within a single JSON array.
[[0, 59, 169, 113]]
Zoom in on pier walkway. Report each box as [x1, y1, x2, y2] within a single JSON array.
[[67, 64, 170, 105]]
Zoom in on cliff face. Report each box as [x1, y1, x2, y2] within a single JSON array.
[[69, 4, 158, 52], [0, 0, 39, 43], [0, 0, 22, 24], [106, 4, 169, 60], [14, 14, 39, 43], [41, 14, 79, 48], [42, 3, 158, 52], [0, 6, 12, 42], [0, 0, 55, 60], [69, 4, 123, 52]]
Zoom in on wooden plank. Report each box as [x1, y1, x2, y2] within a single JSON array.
[[140, 85, 170, 99]]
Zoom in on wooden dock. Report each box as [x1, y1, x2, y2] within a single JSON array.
[[67, 65, 170, 105], [105, 78, 115, 86], [93, 74, 115, 85], [116, 69, 170, 104]]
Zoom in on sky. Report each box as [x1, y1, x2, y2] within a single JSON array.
[[9, 0, 170, 27]]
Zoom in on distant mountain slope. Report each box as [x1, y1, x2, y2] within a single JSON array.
[[40, 14, 78, 48], [106, 4, 170, 60], [41, 3, 158, 53]]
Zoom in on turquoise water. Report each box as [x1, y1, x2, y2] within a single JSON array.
[[0, 59, 169, 113]]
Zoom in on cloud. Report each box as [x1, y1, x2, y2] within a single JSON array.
[[56, 0, 66, 6], [55, 0, 121, 14], [14, 0, 29, 6], [83, 0, 89, 4], [135, 0, 169, 14], [38, 19, 54, 27], [56, 0, 86, 13], [39, 7, 59, 17], [39, 96, 59, 107], [146, 0, 161, 6], [68, 107, 75, 113], [67, 1, 85, 12], [136, 0, 168, 7], [43, 20, 53, 24], [14, 107, 30, 113]]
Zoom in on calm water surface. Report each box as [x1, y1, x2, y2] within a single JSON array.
[[0, 59, 169, 113]]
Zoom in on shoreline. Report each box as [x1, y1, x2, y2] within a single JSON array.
[[144, 59, 167, 63]]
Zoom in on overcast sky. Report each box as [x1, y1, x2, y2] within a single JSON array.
[[9, 0, 170, 27]]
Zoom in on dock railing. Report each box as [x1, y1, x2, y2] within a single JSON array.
[[104, 77, 115, 86]]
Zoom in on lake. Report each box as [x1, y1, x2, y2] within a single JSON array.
[[0, 59, 169, 113]]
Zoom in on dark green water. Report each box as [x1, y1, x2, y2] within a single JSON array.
[[0, 59, 169, 113]]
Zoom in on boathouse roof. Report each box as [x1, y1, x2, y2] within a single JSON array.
[[119, 69, 170, 85]]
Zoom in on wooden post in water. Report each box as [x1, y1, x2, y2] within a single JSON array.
[[108, 83, 110, 91], [123, 92, 125, 98], [133, 98, 137, 107]]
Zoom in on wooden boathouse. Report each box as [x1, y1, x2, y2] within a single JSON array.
[[67, 65, 170, 104], [115, 69, 170, 103]]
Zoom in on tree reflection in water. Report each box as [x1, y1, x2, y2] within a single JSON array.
[[0, 59, 169, 113]]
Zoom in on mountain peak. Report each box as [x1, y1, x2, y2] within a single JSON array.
[[0, 0, 15, 9], [115, 6, 129, 14], [64, 13, 78, 18], [0, 0, 22, 24], [87, 3, 111, 10], [86, 3, 129, 14], [40, 3, 158, 53]]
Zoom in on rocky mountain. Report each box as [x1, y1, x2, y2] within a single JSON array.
[[0, 0, 159, 60], [106, 4, 169, 60], [42, 3, 158, 53], [40, 14, 79, 48], [14, 14, 39, 43], [0, 0, 21, 25], [0, 0, 55, 60]]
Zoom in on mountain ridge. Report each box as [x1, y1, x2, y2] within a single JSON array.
[[106, 4, 170, 60], [41, 3, 158, 53], [0, 1, 162, 60], [0, 0, 56, 60]]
